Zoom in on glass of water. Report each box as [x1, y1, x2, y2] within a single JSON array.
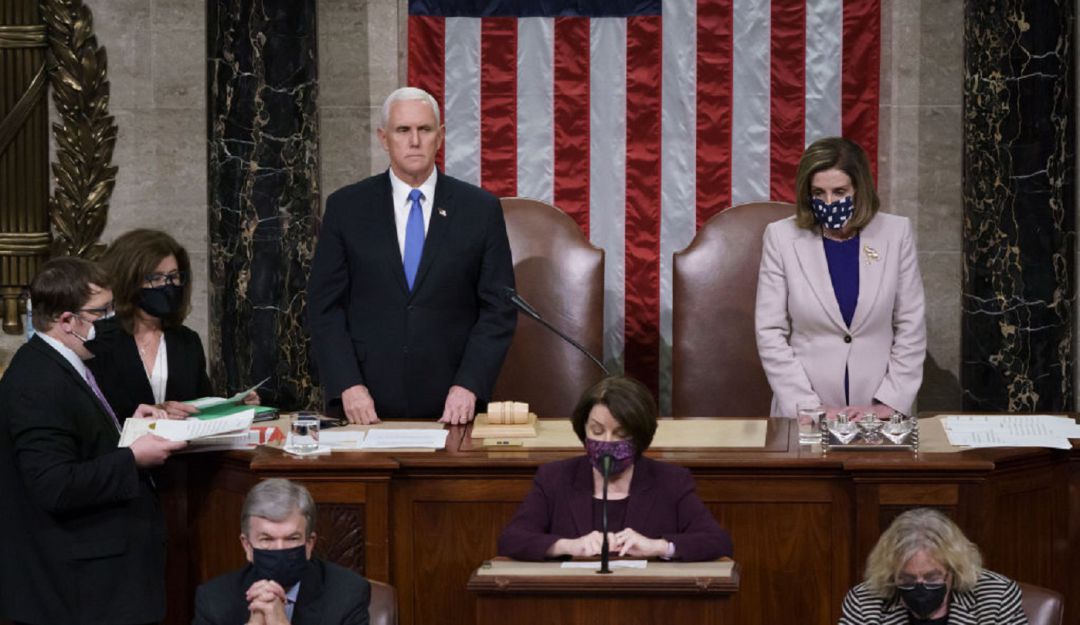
[[795, 402, 825, 445], [289, 412, 321, 452]]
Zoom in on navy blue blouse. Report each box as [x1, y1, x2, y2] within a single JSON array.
[[823, 235, 860, 403]]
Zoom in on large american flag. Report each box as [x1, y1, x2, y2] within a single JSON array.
[[407, 0, 880, 407]]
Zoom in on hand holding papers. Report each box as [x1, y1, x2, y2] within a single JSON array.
[[942, 415, 1080, 450], [186, 377, 269, 419], [119, 409, 255, 449]]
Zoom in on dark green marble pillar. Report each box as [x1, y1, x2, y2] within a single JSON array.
[[962, 0, 1075, 410], [206, 0, 321, 410]]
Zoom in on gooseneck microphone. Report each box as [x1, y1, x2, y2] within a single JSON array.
[[501, 286, 610, 375], [598, 453, 613, 574]]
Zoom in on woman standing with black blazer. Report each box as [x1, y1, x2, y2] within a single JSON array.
[[88, 229, 257, 422]]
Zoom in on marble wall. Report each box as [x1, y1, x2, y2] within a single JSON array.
[[206, 0, 321, 409], [961, 0, 1075, 411], [879, 0, 966, 411]]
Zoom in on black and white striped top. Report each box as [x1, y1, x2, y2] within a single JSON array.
[[838, 570, 1028, 625]]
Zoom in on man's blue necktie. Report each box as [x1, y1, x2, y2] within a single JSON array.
[[403, 188, 425, 290]]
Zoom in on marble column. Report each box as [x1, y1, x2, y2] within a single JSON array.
[[207, 0, 321, 410], [961, 0, 1076, 410]]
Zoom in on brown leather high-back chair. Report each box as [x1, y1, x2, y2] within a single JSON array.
[[671, 202, 793, 416], [1018, 582, 1064, 625], [491, 198, 605, 418], [368, 579, 398, 625]]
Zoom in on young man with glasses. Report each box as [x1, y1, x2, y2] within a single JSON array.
[[0, 256, 186, 625]]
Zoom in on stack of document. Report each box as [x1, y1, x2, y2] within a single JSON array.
[[187, 378, 275, 420], [118, 409, 256, 451], [316, 428, 449, 451], [942, 415, 1080, 450]]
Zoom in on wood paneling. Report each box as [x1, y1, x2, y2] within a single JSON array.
[[161, 424, 1080, 625]]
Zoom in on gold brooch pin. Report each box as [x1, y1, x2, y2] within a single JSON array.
[[864, 245, 880, 265]]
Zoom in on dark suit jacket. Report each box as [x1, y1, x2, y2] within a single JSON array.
[[87, 316, 214, 423], [0, 335, 165, 625], [497, 455, 734, 562], [308, 170, 517, 418], [192, 559, 370, 625]]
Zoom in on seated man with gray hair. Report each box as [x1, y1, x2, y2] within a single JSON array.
[[193, 479, 371, 625]]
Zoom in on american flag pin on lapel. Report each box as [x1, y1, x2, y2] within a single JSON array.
[[438, 207, 447, 217]]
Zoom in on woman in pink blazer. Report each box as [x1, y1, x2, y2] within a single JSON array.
[[755, 137, 926, 418]]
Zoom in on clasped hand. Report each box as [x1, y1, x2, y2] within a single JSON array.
[[550, 529, 669, 559], [244, 579, 289, 625]]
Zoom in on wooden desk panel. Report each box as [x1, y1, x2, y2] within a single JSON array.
[[164, 419, 1080, 625]]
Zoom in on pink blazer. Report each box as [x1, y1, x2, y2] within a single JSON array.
[[755, 213, 926, 417]]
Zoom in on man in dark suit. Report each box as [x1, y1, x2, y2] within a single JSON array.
[[308, 86, 516, 424], [0, 257, 185, 625], [193, 479, 370, 625]]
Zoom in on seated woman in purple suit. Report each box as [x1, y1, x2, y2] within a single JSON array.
[[497, 376, 733, 561]]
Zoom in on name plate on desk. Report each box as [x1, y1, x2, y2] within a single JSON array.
[[468, 558, 739, 594]]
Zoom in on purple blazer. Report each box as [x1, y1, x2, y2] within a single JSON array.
[[497, 455, 734, 561]]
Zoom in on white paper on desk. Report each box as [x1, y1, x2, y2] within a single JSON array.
[[942, 415, 1080, 436], [118, 411, 255, 446], [560, 560, 648, 570], [319, 431, 366, 450], [359, 428, 448, 449], [944, 428, 1073, 450]]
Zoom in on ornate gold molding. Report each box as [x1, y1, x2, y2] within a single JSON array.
[[0, 24, 47, 48], [42, 0, 116, 259]]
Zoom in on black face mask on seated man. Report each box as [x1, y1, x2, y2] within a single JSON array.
[[252, 544, 310, 588], [899, 583, 949, 620], [138, 284, 182, 318]]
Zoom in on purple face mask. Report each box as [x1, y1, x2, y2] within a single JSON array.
[[585, 438, 636, 476]]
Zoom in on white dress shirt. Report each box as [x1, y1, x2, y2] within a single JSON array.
[[388, 167, 438, 259], [146, 334, 168, 404]]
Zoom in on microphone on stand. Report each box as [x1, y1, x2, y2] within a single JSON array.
[[501, 286, 609, 375], [598, 454, 613, 574]]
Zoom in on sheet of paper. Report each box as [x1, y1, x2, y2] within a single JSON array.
[[117, 411, 254, 446], [359, 428, 448, 449], [560, 560, 648, 570], [944, 429, 1073, 450], [319, 431, 366, 450], [941, 415, 1079, 449], [187, 377, 270, 410]]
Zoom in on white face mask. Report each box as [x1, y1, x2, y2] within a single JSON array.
[[68, 315, 96, 343]]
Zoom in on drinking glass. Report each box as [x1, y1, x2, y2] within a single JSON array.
[[289, 412, 321, 452], [796, 402, 825, 445]]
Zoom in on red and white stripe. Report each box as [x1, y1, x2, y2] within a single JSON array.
[[408, 0, 880, 406]]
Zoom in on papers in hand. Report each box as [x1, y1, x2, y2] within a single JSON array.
[[942, 415, 1080, 450], [186, 377, 269, 410], [560, 560, 648, 570], [118, 410, 255, 447]]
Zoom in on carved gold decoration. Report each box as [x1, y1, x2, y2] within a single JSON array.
[[0, 24, 46, 48], [1, 3, 52, 334], [42, 0, 116, 259]]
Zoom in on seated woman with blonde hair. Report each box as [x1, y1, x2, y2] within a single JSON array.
[[840, 507, 1027, 624]]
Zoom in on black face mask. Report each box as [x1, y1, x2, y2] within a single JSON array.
[[137, 284, 183, 318], [899, 583, 948, 620], [251, 544, 310, 588]]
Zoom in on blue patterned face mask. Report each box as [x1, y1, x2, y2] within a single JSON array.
[[809, 196, 855, 230]]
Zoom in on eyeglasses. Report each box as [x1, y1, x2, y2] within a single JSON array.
[[76, 302, 115, 321], [895, 573, 947, 591], [144, 270, 187, 287]]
